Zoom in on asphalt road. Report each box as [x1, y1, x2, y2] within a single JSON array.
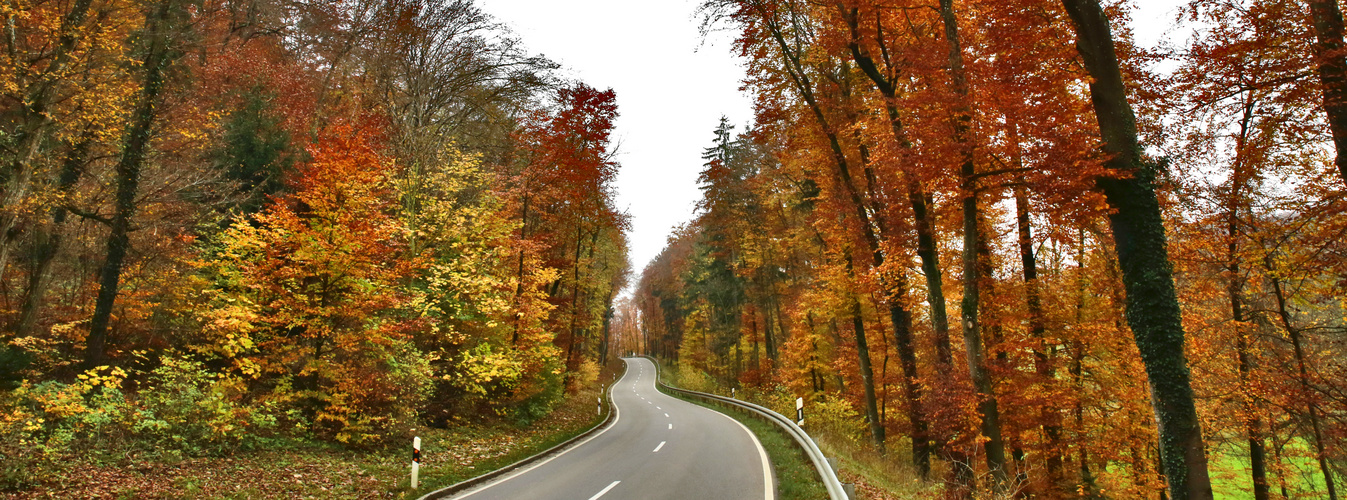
[[447, 357, 774, 500]]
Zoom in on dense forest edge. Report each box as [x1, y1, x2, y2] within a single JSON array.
[[5, 0, 1347, 498], [0, 0, 630, 495], [616, 0, 1347, 499]]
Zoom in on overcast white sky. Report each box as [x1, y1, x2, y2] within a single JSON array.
[[476, 0, 754, 287], [475, 0, 1184, 288]]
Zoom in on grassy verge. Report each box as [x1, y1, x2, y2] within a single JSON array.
[[652, 357, 938, 500], [666, 392, 828, 500], [810, 432, 941, 500], [4, 368, 617, 500], [391, 378, 610, 498], [651, 373, 827, 499]]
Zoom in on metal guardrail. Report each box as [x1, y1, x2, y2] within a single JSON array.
[[643, 356, 850, 500]]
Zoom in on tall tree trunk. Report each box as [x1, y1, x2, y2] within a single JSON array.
[[1059, 1, 1213, 497], [850, 290, 886, 454], [1267, 264, 1338, 500], [754, 2, 890, 452], [811, 313, 845, 392], [771, 298, 788, 365], [936, 0, 1008, 486], [16, 139, 89, 337], [763, 300, 777, 368], [838, 9, 953, 364], [750, 308, 760, 375], [563, 225, 587, 385], [1071, 338, 1095, 496], [512, 193, 530, 345], [1227, 97, 1270, 500], [1268, 417, 1292, 500], [1231, 293, 1269, 500], [1073, 232, 1098, 496], [827, 318, 847, 392], [888, 270, 931, 477], [1309, 0, 1347, 185], [86, 0, 177, 367], [600, 290, 615, 364], [0, 0, 97, 285], [735, 341, 742, 386], [1009, 123, 1065, 491], [838, 7, 936, 473], [1016, 187, 1066, 490]]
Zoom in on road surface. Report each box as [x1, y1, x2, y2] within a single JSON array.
[[447, 357, 774, 500]]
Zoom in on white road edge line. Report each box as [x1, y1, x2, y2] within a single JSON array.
[[713, 407, 775, 500], [449, 367, 627, 500], [587, 480, 621, 500], [652, 441, 666, 452]]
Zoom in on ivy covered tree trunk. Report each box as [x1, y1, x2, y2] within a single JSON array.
[[1309, 0, 1347, 185], [1059, 0, 1213, 498], [86, 0, 179, 367]]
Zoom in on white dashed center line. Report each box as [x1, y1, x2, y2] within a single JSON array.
[[668, 423, 673, 430], [653, 441, 666, 453], [664, 413, 669, 417], [588, 480, 621, 500]]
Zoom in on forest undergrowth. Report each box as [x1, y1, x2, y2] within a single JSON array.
[[2, 364, 616, 500]]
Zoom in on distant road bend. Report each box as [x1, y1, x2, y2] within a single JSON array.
[[447, 357, 774, 500]]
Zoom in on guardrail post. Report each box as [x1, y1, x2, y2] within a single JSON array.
[[643, 355, 850, 499], [411, 436, 421, 489]]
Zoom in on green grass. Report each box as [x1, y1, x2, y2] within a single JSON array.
[[8, 369, 618, 499], [392, 405, 610, 498], [1089, 436, 1339, 500], [1205, 436, 1338, 500], [651, 357, 942, 499], [810, 431, 943, 499], [659, 387, 829, 500]]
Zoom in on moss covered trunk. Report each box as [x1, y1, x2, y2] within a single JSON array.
[[1059, 0, 1212, 497]]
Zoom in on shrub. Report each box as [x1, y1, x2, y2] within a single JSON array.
[[311, 339, 433, 445], [0, 355, 296, 488], [511, 357, 564, 425], [0, 366, 132, 489], [670, 362, 718, 393], [131, 356, 280, 455]]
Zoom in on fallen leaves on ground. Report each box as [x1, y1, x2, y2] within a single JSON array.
[[4, 377, 609, 499]]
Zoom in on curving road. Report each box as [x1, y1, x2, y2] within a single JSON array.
[[447, 357, 774, 500]]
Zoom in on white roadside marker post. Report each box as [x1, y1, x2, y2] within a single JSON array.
[[411, 436, 421, 489], [731, 387, 736, 399], [597, 396, 602, 416], [796, 397, 804, 426]]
